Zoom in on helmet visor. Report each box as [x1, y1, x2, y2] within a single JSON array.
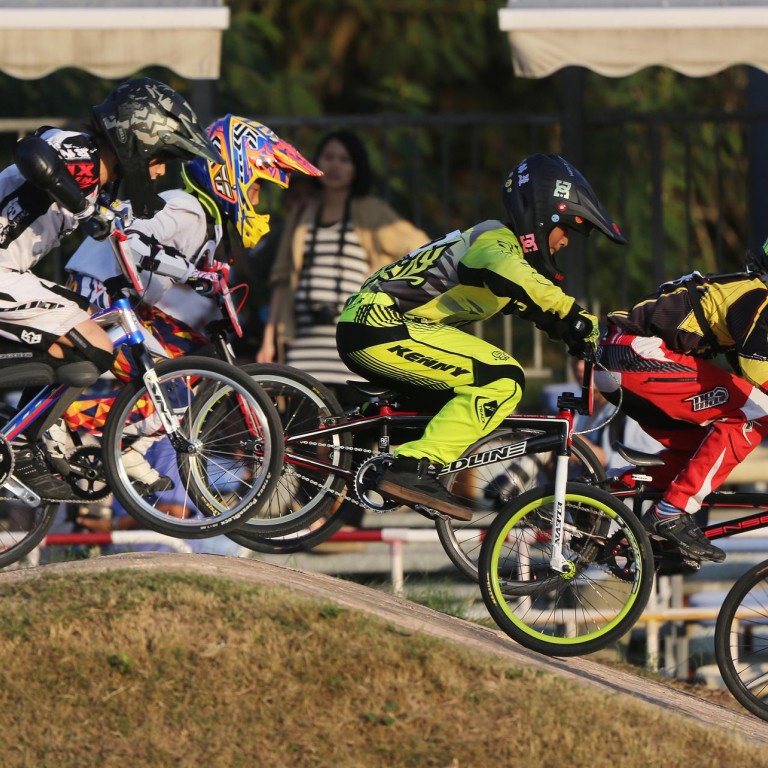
[[160, 126, 224, 166]]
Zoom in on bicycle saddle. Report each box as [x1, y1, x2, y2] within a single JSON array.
[[0, 363, 56, 389], [347, 380, 394, 398], [613, 441, 665, 467]]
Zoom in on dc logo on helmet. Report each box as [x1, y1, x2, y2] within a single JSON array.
[[554, 180, 572, 199], [519, 233, 537, 253]]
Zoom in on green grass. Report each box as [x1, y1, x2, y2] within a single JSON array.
[[0, 570, 764, 768]]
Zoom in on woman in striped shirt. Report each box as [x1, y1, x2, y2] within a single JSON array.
[[257, 129, 428, 403]]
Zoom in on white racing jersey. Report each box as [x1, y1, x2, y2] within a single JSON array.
[[66, 188, 219, 330], [0, 128, 101, 272]]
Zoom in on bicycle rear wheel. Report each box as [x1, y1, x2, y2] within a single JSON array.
[[102, 357, 283, 538], [0, 495, 58, 569], [227, 364, 353, 549], [715, 559, 768, 721], [436, 430, 606, 582], [479, 482, 653, 656]]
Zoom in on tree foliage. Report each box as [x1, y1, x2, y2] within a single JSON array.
[[218, 1, 544, 116], [0, 3, 758, 312]]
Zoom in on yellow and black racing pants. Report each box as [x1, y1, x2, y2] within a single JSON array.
[[336, 292, 524, 465]]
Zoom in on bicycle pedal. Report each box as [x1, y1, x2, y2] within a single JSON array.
[[413, 504, 448, 521]]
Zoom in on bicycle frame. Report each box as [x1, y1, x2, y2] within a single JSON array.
[[280, 361, 595, 572], [611, 481, 768, 543]]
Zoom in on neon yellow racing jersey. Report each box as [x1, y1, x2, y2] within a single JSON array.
[[342, 219, 579, 334]]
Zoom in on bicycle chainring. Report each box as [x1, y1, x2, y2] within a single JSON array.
[[602, 530, 638, 582], [354, 453, 399, 512], [0, 434, 12, 487], [68, 446, 110, 501]]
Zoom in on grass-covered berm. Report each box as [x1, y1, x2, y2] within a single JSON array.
[[0, 570, 766, 768]]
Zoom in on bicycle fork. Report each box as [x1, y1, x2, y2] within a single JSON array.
[[549, 452, 573, 574], [122, 340, 196, 453]]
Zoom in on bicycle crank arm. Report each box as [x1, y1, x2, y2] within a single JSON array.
[[3, 476, 42, 507]]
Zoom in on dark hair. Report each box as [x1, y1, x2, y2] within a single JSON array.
[[314, 129, 372, 197]]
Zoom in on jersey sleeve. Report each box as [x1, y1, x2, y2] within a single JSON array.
[[124, 192, 213, 283], [461, 227, 577, 334]]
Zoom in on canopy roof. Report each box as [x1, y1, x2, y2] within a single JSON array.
[[0, 0, 229, 80], [498, 0, 768, 78]]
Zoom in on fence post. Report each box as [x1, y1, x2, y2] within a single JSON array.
[[390, 538, 404, 597]]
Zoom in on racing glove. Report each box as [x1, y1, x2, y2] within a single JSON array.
[[186, 268, 228, 297], [563, 306, 600, 360]]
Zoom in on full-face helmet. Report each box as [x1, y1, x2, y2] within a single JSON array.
[[502, 153, 626, 282], [182, 115, 322, 249], [93, 78, 223, 218]]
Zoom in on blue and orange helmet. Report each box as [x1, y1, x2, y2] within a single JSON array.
[[183, 114, 321, 248]]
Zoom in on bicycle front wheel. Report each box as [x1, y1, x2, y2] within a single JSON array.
[[436, 430, 606, 582], [479, 482, 653, 657], [102, 357, 283, 538], [715, 559, 768, 721], [227, 363, 353, 546]]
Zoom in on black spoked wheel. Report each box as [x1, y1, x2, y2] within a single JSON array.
[[0, 494, 58, 569], [478, 483, 653, 657], [228, 364, 354, 551], [436, 430, 606, 582], [715, 559, 768, 721]]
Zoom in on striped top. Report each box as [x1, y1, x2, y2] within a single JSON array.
[[286, 219, 370, 385]]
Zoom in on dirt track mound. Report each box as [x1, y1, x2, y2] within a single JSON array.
[[4, 551, 767, 745]]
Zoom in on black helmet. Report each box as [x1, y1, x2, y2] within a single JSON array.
[[502, 153, 627, 282], [93, 77, 224, 218]]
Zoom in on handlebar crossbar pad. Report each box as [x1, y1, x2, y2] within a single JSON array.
[[14, 136, 88, 215]]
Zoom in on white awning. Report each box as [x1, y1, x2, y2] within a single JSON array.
[[0, 6, 230, 80], [498, 5, 768, 78]]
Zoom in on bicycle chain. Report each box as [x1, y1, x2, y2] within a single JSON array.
[[285, 440, 408, 513], [283, 440, 374, 509]]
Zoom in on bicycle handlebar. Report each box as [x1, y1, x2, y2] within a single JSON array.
[[98, 197, 245, 338]]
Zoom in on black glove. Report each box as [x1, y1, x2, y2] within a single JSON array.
[[562, 306, 600, 360], [567, 338, 598, 361], [78, 205, 115, 241]]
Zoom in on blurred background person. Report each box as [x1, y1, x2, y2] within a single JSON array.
[[256, 128, 429, 405]]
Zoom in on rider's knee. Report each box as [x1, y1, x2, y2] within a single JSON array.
[[48, 328, 116, 385], [475, 360, 526, 393]]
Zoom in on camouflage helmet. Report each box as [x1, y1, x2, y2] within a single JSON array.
[[93, 77, 223, 218]]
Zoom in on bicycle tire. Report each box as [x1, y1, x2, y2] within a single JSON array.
[[102, 357, 283, 538], [715, 559, 768, 721], [479, 482, 654, 656], [436, 430, 606, 582], [227, 364, 353, 549], [0, 496, 58, 569]]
